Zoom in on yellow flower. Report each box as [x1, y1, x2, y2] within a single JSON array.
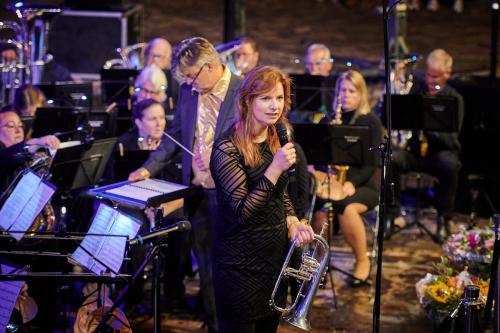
[[427, 281, 452, 304]]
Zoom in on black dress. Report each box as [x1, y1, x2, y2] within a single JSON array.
[[210, 132, 294, 323]]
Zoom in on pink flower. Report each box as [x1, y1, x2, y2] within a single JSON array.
[[467, 234, 478, 248]]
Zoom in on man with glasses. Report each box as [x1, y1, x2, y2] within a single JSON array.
[[129, 37, 242, 333], [133, 64, 168, 103], [304, 43, 334, 77], [144, 38, 179, 113]]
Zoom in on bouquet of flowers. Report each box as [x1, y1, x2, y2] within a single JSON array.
[[444, 225, 495, 278], [415, 257, 489, 327]]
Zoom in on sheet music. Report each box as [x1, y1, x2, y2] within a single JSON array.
[[0, 171, 55, 240], [70, 203, 141, 276], [0, 264, 24, 333], [105, 179, 186, 202]]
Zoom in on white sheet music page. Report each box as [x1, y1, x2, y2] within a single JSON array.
[[95, 206, 141, 276], [70, 203, 141, 276], [69, 203, 114, 272], [0, 171, 55, 240], [0, 264, 24, 333], [105, 179, 186, 203]]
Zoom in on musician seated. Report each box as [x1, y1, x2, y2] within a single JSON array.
[[390, 49, 464, 233], [111, 99, 190, 315], [0, 107, 60, 192], [310, 70, 383, 287], [144, 37, 179, 113], [234, 36, 260, 77], [14, 84, 47, 117], [304, 43, 334, 77]]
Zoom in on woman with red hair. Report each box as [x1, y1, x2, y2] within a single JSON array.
[[210, 65, 314, 333]]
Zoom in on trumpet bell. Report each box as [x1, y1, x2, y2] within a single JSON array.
[[284, 314, 311, 331]]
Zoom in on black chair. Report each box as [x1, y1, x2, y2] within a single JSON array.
[[386, 171, 443, 243]]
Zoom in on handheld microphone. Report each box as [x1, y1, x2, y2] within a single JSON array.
[[128, 221, 191, 246], [275, 122, 295, 175]]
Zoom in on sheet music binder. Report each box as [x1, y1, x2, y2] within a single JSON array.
[[0, 170, 56, 241], [69, 203, 141, 276], [0, 263, 24, 333], [91, 178, 201, 209]]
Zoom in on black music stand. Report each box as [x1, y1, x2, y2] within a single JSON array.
[[381, 94, 459, 132], [91, 180, 200, 333], [293, 123, 376, 294], [290, 74, 337, 114], [382, 94, 459, 243], [100, 68, 139, 105], [50, 137, 117, 192], [31, 106, 88, 138], [36, 81, 93, 108], [112, 150, 150, 182]]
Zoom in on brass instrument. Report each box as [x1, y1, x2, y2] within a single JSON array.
[[103, 42, 146, 69], [332, 88, 343, 125], [0, 5, 61, 105], [27, 152, 57, 233], [269, 222, 330, 331]]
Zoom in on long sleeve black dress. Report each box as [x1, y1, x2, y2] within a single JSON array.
[[210, 131, 294, 324]]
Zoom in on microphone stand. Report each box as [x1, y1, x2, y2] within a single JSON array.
[[373, 0, 398, 332]]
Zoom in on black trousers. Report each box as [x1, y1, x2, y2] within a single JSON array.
[[218, 314, 281, 333]]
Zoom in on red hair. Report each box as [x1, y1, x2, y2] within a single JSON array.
[[232, 65, 292, 168]]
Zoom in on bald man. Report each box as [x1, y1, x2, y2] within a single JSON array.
[[144, 38, 172, 70], [304, 43, 334, 77], [144, 38, 178, 114]]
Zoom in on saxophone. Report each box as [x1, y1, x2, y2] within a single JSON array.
[[332, 90, 343, 125]]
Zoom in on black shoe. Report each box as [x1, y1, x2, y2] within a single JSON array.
[[349, 261, 372, 288]]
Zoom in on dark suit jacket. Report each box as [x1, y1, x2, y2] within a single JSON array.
[[143, 72, 242, 186]]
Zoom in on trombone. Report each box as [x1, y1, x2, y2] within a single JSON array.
[[269, 222, 330, 331]]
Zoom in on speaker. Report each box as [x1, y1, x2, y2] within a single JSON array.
[[48, 4, 143, 78]]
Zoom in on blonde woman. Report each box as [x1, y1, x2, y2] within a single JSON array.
[[312, 69, 383, 287]]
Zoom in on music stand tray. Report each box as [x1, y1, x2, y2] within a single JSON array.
[[289, 73, 336, 113], [91, 179, 201, 209], [99, 68, 140, 105], [292, 123, 376, 166], [50, 137, 117, 191], [31, 106, 88, 137], [382, 94, 459, 132]]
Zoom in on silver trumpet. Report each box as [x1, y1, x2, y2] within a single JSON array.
[[269, 224, 330, 331]]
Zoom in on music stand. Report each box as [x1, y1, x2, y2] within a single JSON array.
[[293, 123, 375, 167], [100, 68, 139, 105], [36, 81, 93, 108], [382, 94, 459, 243], [293, 123, 376, 292], [31, 106, 88, 138], [290, 74, 337, 113], [112, 150, 150, 182], [381, 94, 459, 132], [50, 137, 117, 192]]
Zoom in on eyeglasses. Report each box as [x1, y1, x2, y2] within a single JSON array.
[[305, 59, 333, 67], [184, 63, 207, 85], [0, 121, 23, 130], [134, 86, 165, 96]]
